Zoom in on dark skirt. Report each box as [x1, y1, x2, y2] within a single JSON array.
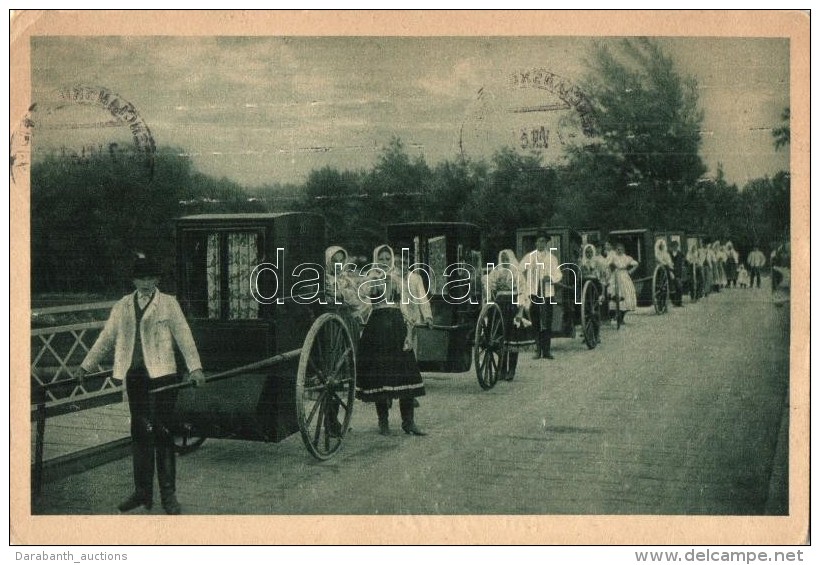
[[355, 307, 426, 403], [496, 294, 532, 351]]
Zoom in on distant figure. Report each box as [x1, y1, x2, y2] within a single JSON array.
[[724, 242, 739, 288], [668, 240, 686, 306], [601, 241, 616, 319], [75, 254, 206, 515], [609, 242, 639, 325], [686, 241, 703, 300], [580, 243, 610, 285], [747, 247, 766, 289], [713, 241, 727, 290], [770, 242, 791, 297], [737, 264, 750, 289]]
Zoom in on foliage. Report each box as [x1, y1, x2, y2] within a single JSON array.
[[565, 38, 707, 232], [772, 107, 790, 151], [31, 147, 257, 294]]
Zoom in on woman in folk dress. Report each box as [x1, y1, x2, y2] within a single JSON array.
[[724, 241, 739, 288], [654, 238, 676, 300], [609, 242, 639, 325], [579, 244, 608, 342], [324, 245, 372, 328], [356, 244, 429, 436], [714, 241, 728, 289], [580, 243, 610, 284]]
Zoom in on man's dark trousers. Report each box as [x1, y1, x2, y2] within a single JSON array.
[[125, 369, 180, 504]]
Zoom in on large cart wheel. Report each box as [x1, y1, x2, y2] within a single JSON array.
[[581, 280, 601, 349], [474, 302, 505, 390], [652, 265, 670, 315], [296, 313, 356, 461], [174, 426, 206, 456]]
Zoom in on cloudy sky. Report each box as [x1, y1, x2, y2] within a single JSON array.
[[30, 36, 789, 188]]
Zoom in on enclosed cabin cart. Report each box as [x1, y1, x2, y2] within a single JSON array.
[[386, 222, 487, 383], [579, 229, 603, 248], [170, 213, 358, 460], [511, 226, 604, 352], [607, 228, 671, 316]]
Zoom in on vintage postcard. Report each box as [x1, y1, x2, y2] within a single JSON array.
[[10, 10, 809, 545]]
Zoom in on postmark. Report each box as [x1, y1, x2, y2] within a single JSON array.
[[459, 68, 596, 163], [10, 85, 156, 184]]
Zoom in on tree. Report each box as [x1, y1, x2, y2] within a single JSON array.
[[301, 166, 372, 253], [739, 171, 789, 253], [565, 38, 707, 231], [772, 107, 790, 151], [463, 148, 559, 255], [31, 146, 256, 294], [422, 159, 479, 223]]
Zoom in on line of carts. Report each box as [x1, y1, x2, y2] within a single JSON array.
[[167, 213, 713, 461]]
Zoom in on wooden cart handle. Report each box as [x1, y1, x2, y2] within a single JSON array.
[[151, 349, 303, 394]]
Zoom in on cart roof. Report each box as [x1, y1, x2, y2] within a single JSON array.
[[177, 213, 316, 221], [608, 229, 650, 236], [388, 221, 480, 229], [517, 225, 578, 232]]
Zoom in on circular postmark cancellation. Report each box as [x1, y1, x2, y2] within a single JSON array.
[[11, 85, 156, 184], [459, 68, 597, 164]]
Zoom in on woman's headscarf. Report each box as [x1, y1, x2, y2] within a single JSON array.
[[581, 243, 597, 262], [498, 249, 518, 266], [656, 239, 674, 268], [372, 244, 395, 271], [325, 245, 348, 270]]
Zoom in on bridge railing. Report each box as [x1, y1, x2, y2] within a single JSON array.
[[30, 301, 126, 497]]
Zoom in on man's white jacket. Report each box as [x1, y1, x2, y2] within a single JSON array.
[[519, 249, 563, 299], [81, 291, 203, 380]]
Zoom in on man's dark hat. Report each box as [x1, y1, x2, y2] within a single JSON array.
[[535, 229, 549, 239], [132, 253, 162, 278]]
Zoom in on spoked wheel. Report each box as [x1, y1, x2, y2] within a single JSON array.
[[581, 280, 602, 349], [173, 426, 206, 455], [474, 302, 505, 390], [296, 313, 356, 461], [653, 265, 670, 314]]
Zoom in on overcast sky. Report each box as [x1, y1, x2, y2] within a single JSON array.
[[31, 36, 789, 188]]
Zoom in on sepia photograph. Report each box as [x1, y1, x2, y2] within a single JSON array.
[[10, 10, 808, 546]]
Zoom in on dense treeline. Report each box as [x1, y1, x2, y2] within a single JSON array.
[[31, 147, 264, 294], [31, 39, 789, 295]]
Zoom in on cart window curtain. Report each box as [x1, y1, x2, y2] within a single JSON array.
[[226, 232, 260, 320], [205, 231, 261, 320], [206, 233, 221, 319], [428, 235, 447, 295]]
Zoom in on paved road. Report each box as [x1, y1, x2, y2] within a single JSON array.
[[34, 283, 789, 516]]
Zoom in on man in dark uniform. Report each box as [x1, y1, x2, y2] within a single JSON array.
[[76, 254, 205, 514], [669, 240, 686, 307]]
